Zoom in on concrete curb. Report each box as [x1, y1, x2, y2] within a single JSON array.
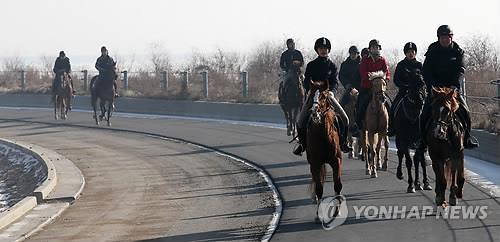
[[0, 139, 58, 204], [0, 197, 37, 231], [0, 139, 85, 241]]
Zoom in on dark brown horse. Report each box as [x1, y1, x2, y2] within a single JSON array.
[[426, 87, 465, 207], [279, 65, 304, 136], [53, 72, 72, 120], [91, 66, 117, 126], [305, 80, 343, 221], [394, 69, 432, 193]]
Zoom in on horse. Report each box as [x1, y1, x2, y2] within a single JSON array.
[[394, 69, 432, 193], [426, 87, 465, 207], [305, 80, 343, 222], [279, 65, 304, 136], [340, 87, 362, 159], [53, 71, 72, 120], [91, 66, 117, 126], [362, 71, 389, 178]]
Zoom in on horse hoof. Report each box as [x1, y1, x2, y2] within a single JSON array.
[[314, 216, 321, 224], [415, 182, 423, 191], [449, 197, 457, 206], [366, 169, 370, 175], [423, 183, 433, 191], [396, 167, 404, 180], [381, 165, 387, 171], [407, 185, 416, 193], [371, 172, 377, 178]]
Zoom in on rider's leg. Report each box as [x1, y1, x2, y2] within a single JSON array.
[[356, 88, 370, 129], [458, 95, 479, 148], [384, 93, 394, 136], [389, 91, 404, 136], [293, 91, 313, 156], [329, 91, 353, 153]]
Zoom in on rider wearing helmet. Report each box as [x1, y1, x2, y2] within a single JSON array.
[[419, 25, 479, 149], [356, 39, 392, 134], [361, 47, 370, 59], [293, 37, 353, 156], [52, 51, 75, 109], [95, 46, 118, 97], [279, 38, 304, 103], [339, 45, 361, 106], [389, 42, 423, 135]]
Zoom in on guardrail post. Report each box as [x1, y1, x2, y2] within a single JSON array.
[[240, 71, 248, 98], [82, 70, 88, 91], [20, 70, 26, 90], [122, 70, 128, 91], [201, 71, 208, 98], [181, 71, 189, 93], [160, 71, 168, 91]]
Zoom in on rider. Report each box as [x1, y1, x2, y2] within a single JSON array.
[[293, 37, 353, 156], [418, 25, 479, 149], [339, 45, 361, 106], [389, 42, 423, 134], [52, 51, 75, 109], [357, 39, 392, 134], [361, 48, 370, 60], [95, 46, 118, 97], [279, 38, 304, 102]]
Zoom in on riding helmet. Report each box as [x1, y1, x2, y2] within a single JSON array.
[[348, 45, 359, 54], [403, 42, 417, 54], [314, 37, 331, 52]]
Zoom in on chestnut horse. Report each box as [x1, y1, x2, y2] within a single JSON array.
[[426, 87, 465, 207], [305, 80, 343, 221]]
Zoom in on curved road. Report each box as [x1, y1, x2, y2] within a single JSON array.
[[0, 108, 499, 242]]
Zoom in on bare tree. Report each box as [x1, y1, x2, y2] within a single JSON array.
[[149, 42, 172, 73]]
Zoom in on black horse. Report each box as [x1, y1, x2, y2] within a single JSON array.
[[394, 69, 432, 193], [91, 66, 117, 126]]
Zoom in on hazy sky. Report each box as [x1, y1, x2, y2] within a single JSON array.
[[2, 0, 499, 66]]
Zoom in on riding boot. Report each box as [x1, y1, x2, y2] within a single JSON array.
[[293, 124, 306, 156], [385, 101, 394, 136], [341, 124, 353, 153]]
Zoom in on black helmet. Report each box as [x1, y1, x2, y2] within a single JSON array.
[[286, 38, 294, 45], [437, 25, 453, 37], [361, 48, 369, 57], [101, 46, 107, 51], [348, 45, 359, 54], [59, 51, 65, 57], [369, 39, 382, 49], [403, 42, 417, 54], [314, 37, 331, 52]]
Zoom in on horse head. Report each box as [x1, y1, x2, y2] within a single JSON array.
[[430, 87, 460, 140], [310, 80, 331, 125], [369, 71, 387, 103], [407, 68, 426, 105]]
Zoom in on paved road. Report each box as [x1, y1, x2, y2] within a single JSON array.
[[0, 109, 499, 242], [0, 111, 274, 241]]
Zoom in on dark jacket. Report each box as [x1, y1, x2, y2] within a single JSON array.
[[339, 56, 361, 90], [423, 41, 465, 91], [53, 57, 71, 74], [280, 49, 304, 71], [393, 58, 423, 90], [303, 56, 339, 93], [95, 55, 116, 73]]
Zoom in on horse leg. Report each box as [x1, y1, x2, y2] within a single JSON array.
[[331, 160, 342, 196], [107, 102, 113, 126], [432, 160, 447, 207], [396, 148, 404, 180], [310, 164, 325, 202], [413, 152, 423, 191], [449, 158, 458, 206], [54, 95, 58, 120], [383, 135, 389, 170], [99, 101, 106, 121], [406, 150, 415, 193], [368, 132, 377, 178], [92, 97, 99, 125], [456, 153, 465, 198], [375, 134, 382, 170]]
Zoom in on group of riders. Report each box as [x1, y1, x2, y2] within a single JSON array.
[[278, 25, 479, 157], [52, 46, 119, 110]]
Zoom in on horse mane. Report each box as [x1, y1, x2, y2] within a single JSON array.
[[431, 87, 460, 112], [368, 71, 386, 81]]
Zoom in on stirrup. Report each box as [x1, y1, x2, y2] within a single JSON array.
[[293, 144, 304, 156], [464, 136, 479, 149]]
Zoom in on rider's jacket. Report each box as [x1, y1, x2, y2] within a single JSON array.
[[53, 57, 71, 74], [95, 55, 116, 73], [339, 56, 361, 90], [423, 41, 465, 91], [360, 55, 391, 89], [393, 58, 423, 90], [303, 56, 339, 93], [280, 49, 304, 72]]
